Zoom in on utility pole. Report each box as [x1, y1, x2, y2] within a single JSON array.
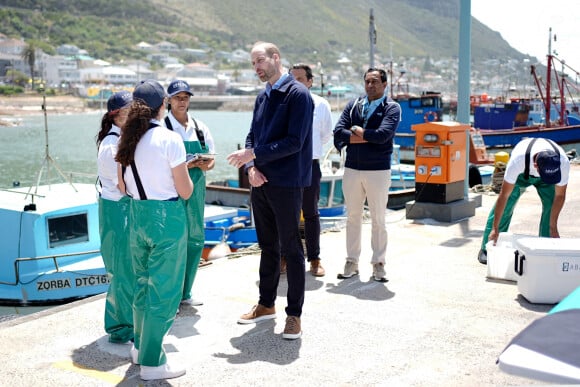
[[369, 8, 376, 68]]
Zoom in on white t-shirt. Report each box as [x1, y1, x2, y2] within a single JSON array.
[[166, 112, 216, 153], [97, 125, 123, 201], [311, 93, 333, 160], [504, 138, 570, 186], [124, 121, 187, 200]]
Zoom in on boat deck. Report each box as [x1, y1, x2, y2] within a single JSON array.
[[2, 164, 580, 385], [0, 183, 98, 213]]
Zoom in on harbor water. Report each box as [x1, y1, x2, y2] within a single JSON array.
[[0, 110, 344, 189], [4, 111, 580, 190]]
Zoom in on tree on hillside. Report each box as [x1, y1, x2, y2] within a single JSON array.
[[21, 42, 36, 90]]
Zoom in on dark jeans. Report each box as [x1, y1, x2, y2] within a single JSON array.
[[251, 184, 305, 317], [302, 160, 321, 261]]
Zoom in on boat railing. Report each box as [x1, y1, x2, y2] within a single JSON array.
[[0, 249, 101, 286], [0, 187, 46, 198]]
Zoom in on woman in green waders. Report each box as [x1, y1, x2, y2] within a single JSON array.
[[97, 90, 133, 343], [116, 80, 193, 381], [165, 80, 215, 306]]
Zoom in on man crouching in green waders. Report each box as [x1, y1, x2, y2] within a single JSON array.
[[478, 137, 570, 264]]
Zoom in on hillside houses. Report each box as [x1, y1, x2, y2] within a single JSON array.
[[0, 35, 259, 95]]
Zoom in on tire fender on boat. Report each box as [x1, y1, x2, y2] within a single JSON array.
[[424, 111, 438, 122]]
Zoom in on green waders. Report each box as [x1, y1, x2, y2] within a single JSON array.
[[131, 199, 187, 367], [181, 140, 208, 300], [98, 196, 134, 343], [481, 173, 556, 251]]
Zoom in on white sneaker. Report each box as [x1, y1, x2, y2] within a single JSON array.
[[180, 298, 203, 306], [140, 362, 186, 380], [130, 344, 139, 365]]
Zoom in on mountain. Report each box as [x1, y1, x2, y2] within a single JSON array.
[[0, 0, 531, 66]]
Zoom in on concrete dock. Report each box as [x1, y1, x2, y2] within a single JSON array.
[[2, 164, 580, 386]]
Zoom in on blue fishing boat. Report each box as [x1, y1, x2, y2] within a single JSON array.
[[0, 183, 109, 305], [474, 98, 580, 148]]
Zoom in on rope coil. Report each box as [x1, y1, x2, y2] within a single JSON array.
[[491, 161, 506, 193]]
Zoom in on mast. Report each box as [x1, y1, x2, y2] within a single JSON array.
[[369, 8, 376, 68], [546, 28, 552, 127], [26, 84, 76, 199]]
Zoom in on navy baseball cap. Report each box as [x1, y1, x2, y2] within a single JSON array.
[[167, 80, 193, 97], [536, 150, 561, 184], [106, 90, 132, 112], [133, 79, 166, 109]]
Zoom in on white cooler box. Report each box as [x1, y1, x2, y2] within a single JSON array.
[[514, 237, 580, 304], [486, 232, 528, 282]]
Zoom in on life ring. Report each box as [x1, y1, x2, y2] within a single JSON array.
[[424, 111, 438, 122]]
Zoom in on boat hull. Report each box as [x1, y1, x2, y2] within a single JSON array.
[[0, 257, 109, 306], [479, 125, 580, 148]]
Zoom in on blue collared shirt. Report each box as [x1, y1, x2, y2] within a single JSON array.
[[363, 96, 386, 121], [265, 73, 290, 97], [362, 96, 386, 127]]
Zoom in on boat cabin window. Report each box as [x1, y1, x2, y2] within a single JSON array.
[[408, 97, 439, 108], [408, 98, 422, 108], [421, 98, 434, 107], [47, 213, 89, 248]]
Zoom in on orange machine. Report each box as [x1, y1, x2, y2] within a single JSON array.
[[412, 121, 469, 203]]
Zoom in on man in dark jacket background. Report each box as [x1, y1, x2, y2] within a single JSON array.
[[334, 68, 401, 282], [227, 41, 313, 340]]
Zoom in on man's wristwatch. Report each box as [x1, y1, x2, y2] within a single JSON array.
[[350, 126, 357, 133]]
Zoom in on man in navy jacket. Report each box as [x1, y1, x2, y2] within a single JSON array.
[[227, 41, 313, 340], [333, 68, 401, 282]]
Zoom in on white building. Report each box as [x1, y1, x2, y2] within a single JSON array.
[[79, 66, 138, 85]]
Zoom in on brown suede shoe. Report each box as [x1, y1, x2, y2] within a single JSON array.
[[280, 257, 287, 274], [282, 316, 302, 340], [237, 304, 276, 324], [309, 259, 325, 277]]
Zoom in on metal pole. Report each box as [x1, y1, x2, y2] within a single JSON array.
[[369, 8, 375, 68], [458, 0, 472, 197]]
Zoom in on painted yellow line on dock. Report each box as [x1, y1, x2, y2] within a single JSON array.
[[53, 360, 124, 384]]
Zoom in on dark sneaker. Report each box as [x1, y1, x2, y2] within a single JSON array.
[[282, 316, 302, 340], [337, 261, 359, 279], [372, 263, 388, 283], [309, 259, 326, 277], [280, 257, 287, 274], [478, 249, 487, 265], [237, 304, 276, 324]]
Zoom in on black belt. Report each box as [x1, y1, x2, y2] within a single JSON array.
[[313, 159, 319, 164]]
